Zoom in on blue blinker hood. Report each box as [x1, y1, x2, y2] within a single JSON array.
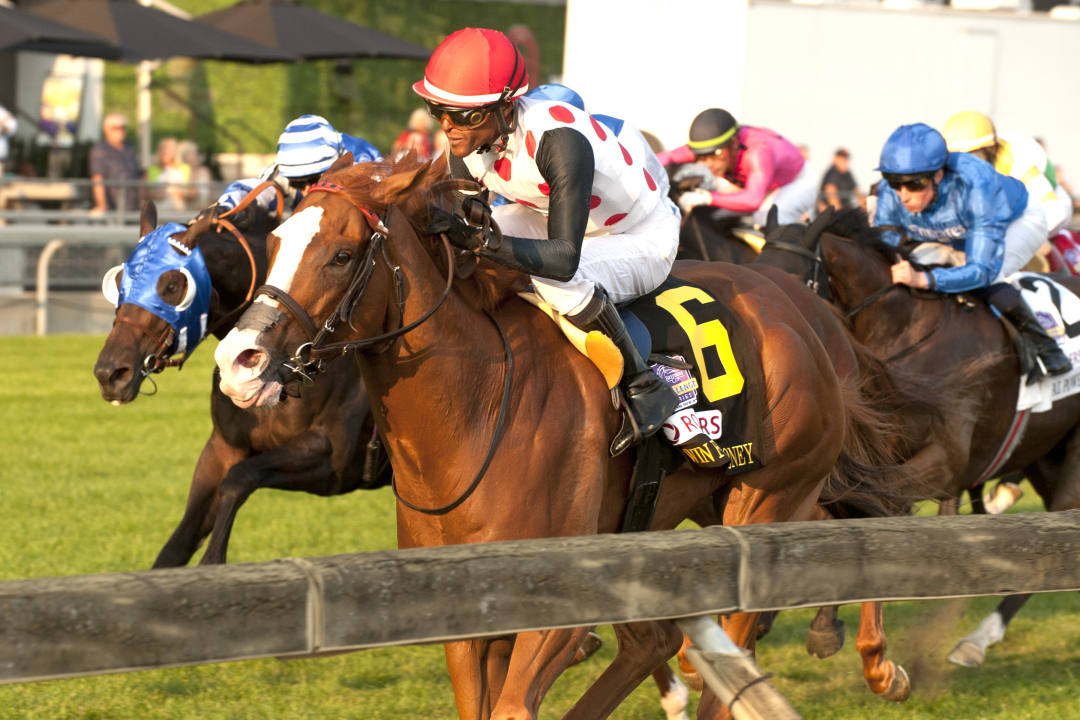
[[105, 222, 212, 359]]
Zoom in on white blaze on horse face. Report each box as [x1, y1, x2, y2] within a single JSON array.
[[260, 206, 325, 308]]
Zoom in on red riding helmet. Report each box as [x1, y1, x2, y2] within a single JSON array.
[[413, 28, 529, 108]]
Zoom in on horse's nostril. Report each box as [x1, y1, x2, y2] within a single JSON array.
[[109, 367, 130, 385], [236, 348, 263, 370]]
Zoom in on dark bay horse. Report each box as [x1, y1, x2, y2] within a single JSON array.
[[803, 210, 1080, 667], [94, 200, 390, 567], [213, 155, 911, 720]]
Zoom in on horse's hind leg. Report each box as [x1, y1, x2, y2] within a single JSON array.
[[947, 593, 1031, 667], [153, 431, 244, 568], [445, 637, 512, 720], [489, 627, 589, 720], [855, 601, 909, 701], [653, 661, 690, 720], [198, 431, 337, 565], [562, 620, 683, 720]]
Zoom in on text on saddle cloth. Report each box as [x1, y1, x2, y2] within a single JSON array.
[[1010, 272, 1080, 412], [624, 277, 765, 473]]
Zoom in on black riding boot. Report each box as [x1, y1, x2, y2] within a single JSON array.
[[572, 293, 680, 456], [1002, 298, 1073, 385]]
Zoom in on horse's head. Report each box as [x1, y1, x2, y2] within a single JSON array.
[[214, 155, 431, 409], [94, 201, 217, 404], [756, 205, 834, 297]]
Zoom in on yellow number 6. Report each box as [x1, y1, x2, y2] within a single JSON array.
[[655, 286, 744, 401]]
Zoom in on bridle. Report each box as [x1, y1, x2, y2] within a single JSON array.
[[762, 238, 826, 295], [115, 181, 272, 385], [254, 180, 514, 516]]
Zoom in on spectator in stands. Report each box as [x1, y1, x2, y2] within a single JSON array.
[[148, 137, 190, 211], [0, 103, 17, 174], [178, 139, 213, 209], [391, 108, 433, 161], [89, 113, 141, 214], [820, 148, 863, 211]]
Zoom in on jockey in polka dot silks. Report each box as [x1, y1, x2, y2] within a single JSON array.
[[414, 27, 680, 456], [216, 115, 382, 216]]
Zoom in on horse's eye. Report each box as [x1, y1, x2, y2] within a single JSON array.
[[332, 251, 351, 266], [167, 283, 178, 293]]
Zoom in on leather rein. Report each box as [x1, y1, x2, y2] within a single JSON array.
[[762, 238, 825, 295], [116, 181, 271, 383], [257, 180, 513, 515]]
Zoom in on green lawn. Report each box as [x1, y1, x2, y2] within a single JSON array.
[[0, 335, 1077, 719]]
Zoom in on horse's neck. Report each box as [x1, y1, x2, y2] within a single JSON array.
[[359, 225, 507, 487], [854, 286, 929, 352], [201, 231, 267, 326]]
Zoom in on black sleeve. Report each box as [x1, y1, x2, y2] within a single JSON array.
[[447, 151, 471, 181], [479, 127, 595, 282]]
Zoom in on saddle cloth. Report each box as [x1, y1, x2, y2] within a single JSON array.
[[1010, 272, 1080, 412]]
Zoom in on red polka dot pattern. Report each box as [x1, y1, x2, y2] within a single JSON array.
[[516, 199, 538, 208], [619, 143, 632, 165], [549, 105, 575, 123], [590, 117, 607, 141], [644, 169, 657, 192], [590, 195, 601, 209], [525, 131, 537, 159], [494, 158, 512, 181], [538, 183, 550, 196], [604, 213, 627, 227]]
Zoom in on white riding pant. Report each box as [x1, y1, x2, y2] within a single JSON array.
[[493, 197, 681, 316], [996, 192, 1049, 280]]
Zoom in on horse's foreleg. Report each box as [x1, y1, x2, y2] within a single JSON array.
[[490, 628, 588, 720], [947, 593, 1030, 667], [198, 431, 336, 565], [446, 638, 502, 720], [694, 611, 761, 720], [562, 621, 682, 720], [153, 431, 244, 568], [806, 605, 846, 659], [855, 601, 909, 701], [653, 661, 690, 720]]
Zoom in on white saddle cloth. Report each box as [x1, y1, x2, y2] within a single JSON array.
[[1010, 272, 1080, 412]]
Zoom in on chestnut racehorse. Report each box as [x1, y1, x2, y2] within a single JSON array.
[[94, 200, 390, 567], [214, 156, 909, 720]]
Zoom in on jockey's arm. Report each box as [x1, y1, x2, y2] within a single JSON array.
[[450, 128, 594, 282], [656, 145, 696, 167], [702, 143, 774, 213], [1022, 167, 1066, 233]]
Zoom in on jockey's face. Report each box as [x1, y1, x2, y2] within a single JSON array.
[[437, 104, 514, 157], [896, 169, 945, 214], [701, 140, 737, 177]]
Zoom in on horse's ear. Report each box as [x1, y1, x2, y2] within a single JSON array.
[[140, 199, 158, 237], [324, 152, 353, 177], [371, 159, 431, 206], [175, 206, 218, 250], [764, 204, 779, 237], [806, 206, 835, 244]]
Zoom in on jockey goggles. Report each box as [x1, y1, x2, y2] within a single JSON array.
[[883, 173, 934, 192], [425, 100, 493, 128]]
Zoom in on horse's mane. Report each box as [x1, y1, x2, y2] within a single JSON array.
[[823, 206, 910, 263], [323, 154, 525, 312]]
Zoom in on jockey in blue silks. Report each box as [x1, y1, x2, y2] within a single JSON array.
[[875, 123, 1071, 384], [216, 115, 382, 216]]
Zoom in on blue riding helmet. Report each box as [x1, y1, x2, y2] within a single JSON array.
[[877, 123, 949, 176], [102, 223, 212, 359], [526, 83, 587, 111]]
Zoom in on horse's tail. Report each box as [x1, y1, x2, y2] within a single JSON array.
[[819, 375, 918, 519]]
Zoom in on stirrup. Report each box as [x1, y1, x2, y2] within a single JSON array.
[[611, 396, 643, 457]]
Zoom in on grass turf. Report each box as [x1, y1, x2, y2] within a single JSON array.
[[0, 335, 1077, 718]]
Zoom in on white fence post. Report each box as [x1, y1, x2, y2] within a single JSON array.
[[35, 239, 66, 337]]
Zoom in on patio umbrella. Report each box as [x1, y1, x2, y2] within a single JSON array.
[[195, 0, 430, 61], [26, 0, 297, 62], [0, 4, 121, 58]]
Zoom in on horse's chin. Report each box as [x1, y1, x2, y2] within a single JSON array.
[[230, 380, 282, 410]]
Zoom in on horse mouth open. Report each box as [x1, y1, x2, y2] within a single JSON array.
[[215, 328, 284, 409]]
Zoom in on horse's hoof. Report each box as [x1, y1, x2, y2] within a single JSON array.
[[882, 663, 910, 703], [681, 669, 704, 693], [947, 640, 985, 668], [806, 621, 845, 659], [567, 631, 603, 667]]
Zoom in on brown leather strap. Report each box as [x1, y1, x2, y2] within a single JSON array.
[[254, 284, 320, 341], [213, 217, 258, 302]]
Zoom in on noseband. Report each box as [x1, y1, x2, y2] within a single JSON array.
[[257, 182, 457, 387]]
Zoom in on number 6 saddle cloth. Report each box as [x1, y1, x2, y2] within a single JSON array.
[[521, 276, 765, 474]]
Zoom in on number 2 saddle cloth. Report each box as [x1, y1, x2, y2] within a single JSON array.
[[522, 276, 765, 474]]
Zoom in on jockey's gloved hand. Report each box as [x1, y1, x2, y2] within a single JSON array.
[[678, 189, 713, 215], [672, 163, 717, 191], [427, 206, 482, 251]]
